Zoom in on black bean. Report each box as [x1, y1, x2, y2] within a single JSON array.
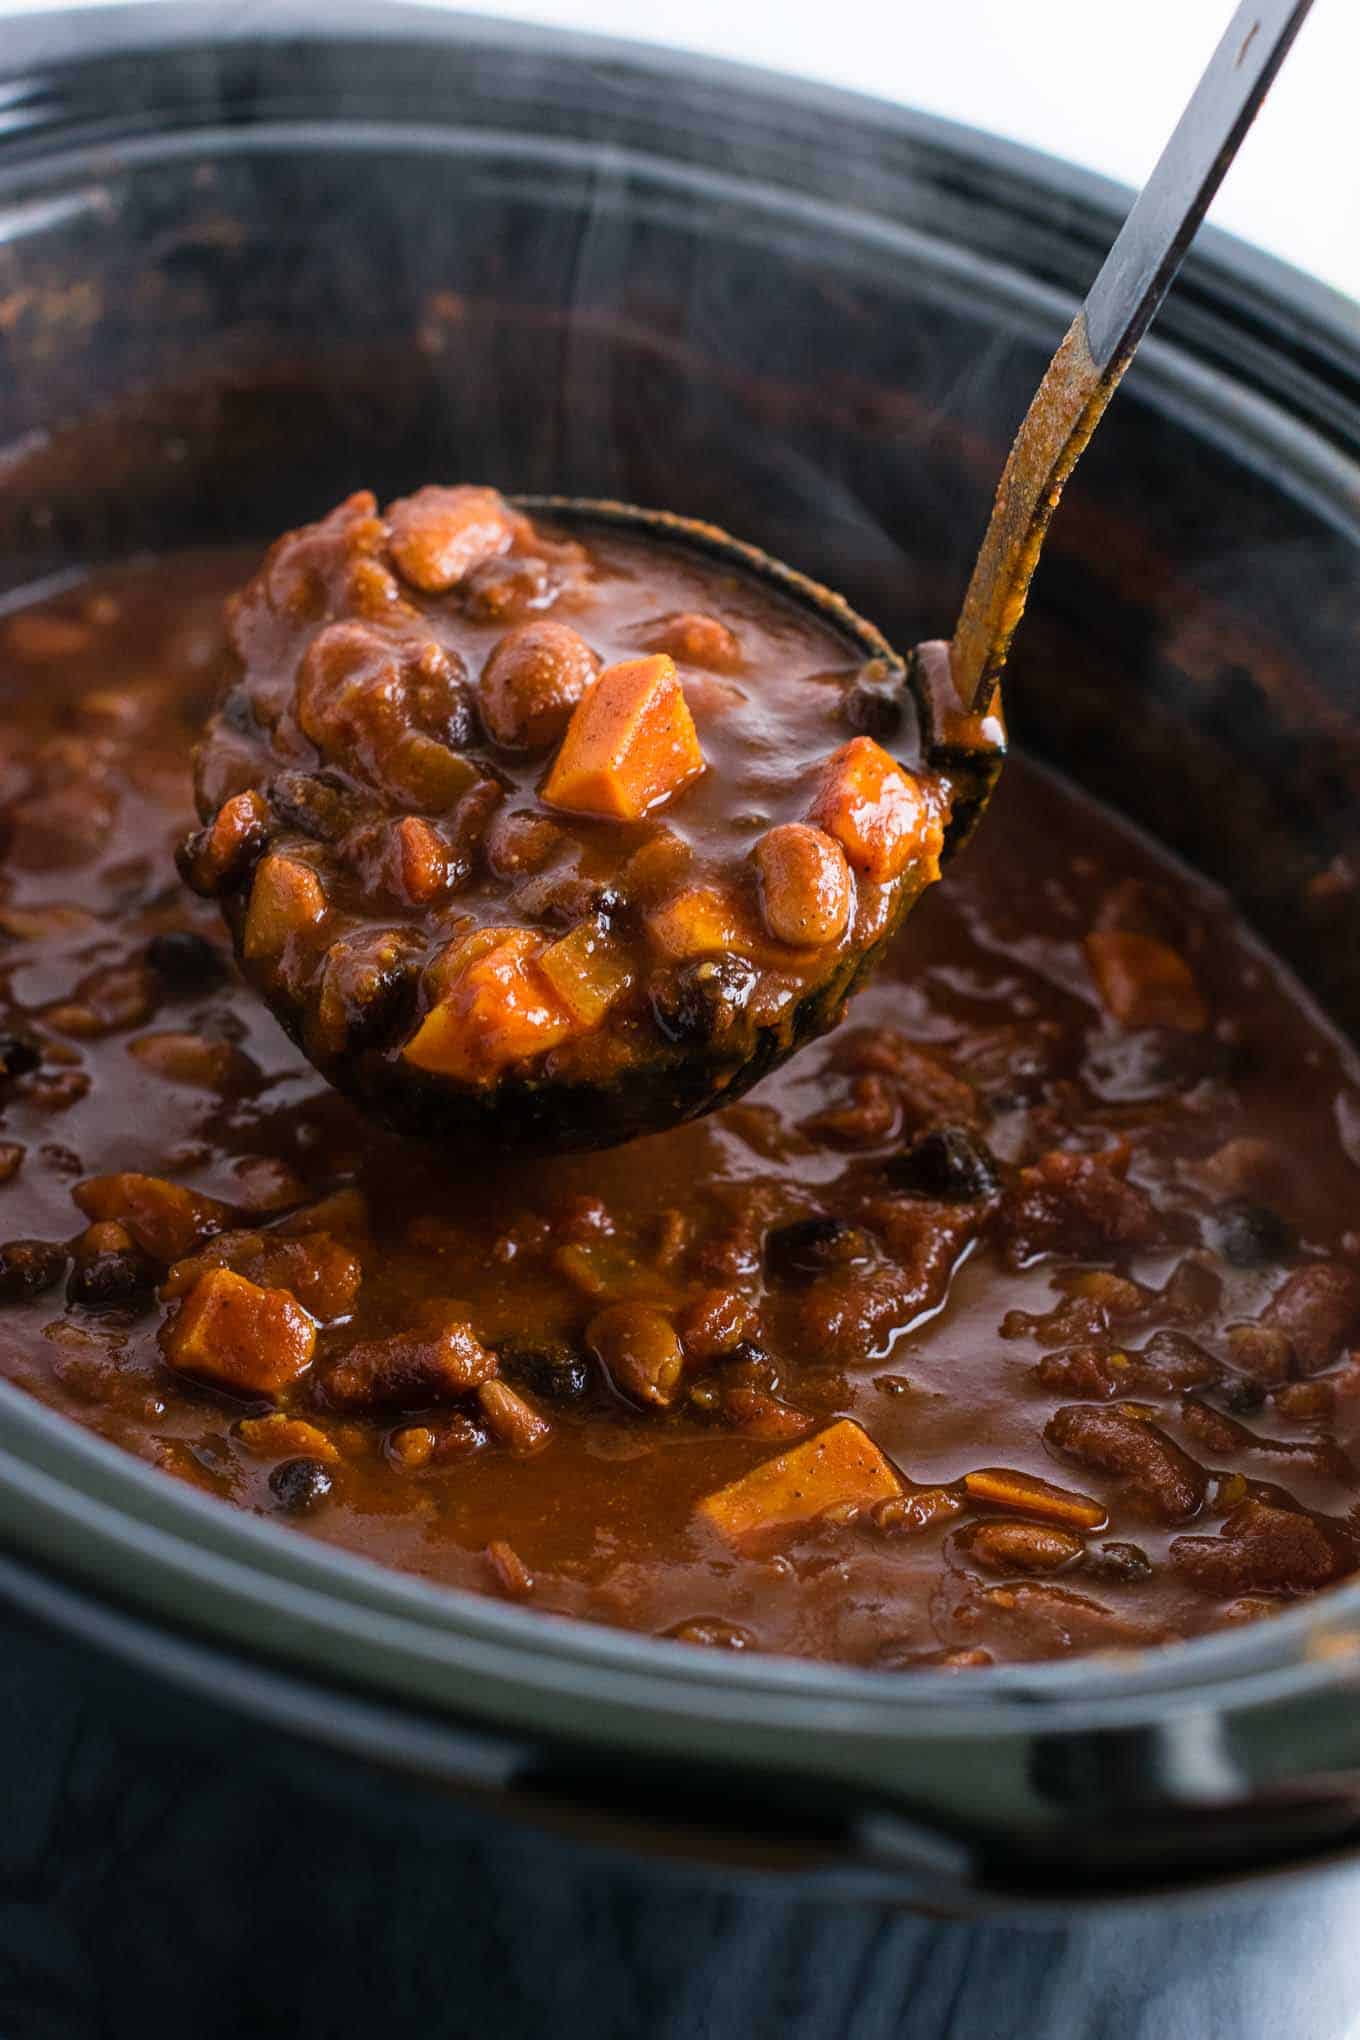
[[765, 1216, 873, 1282], [315, 930, 422, 1056], [651, 955, 758, 1047], [501, 1342, 593, 1405], [0, 1035, 42, 1082], [145, 930, 227, 993], [0, 1238, 67, 1302], [68, 1250, 152, 1310], [267, 771, 367, 845], [1086, 1541, 1153, 1583], [885, 1125, 999, 1202], [1213, 1200, 1296, 1267], [217, 686, 256, 736], [268, 1457, 334, 1514], [843, 679, 902, 741]]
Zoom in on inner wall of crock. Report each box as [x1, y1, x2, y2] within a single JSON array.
[[0, 130, 1358, 1036]]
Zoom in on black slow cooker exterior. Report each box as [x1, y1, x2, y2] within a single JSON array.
[[1, 8, 1360, 2033]]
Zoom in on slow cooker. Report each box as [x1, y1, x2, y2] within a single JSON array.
[[1, 8, 1359, 2034]]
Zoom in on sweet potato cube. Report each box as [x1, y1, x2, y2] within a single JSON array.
[[243, 853, 327, 964], [237, 1413, 340, 1464], [402, 928, 575, 1081], [646, 884, 758, 960], [537, 923, 634, 1026], [697, 1418, 902, 1546], [160, 1267, 316, 1397], [807, 737, 943, 884], [542, 655, 704, 820], [73, 1172, 232, 1264], [1084, 930, 1208, 1032]]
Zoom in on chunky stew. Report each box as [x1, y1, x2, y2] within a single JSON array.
[[184, 487, 950, 1146], [2, 545, 1360, 1668]]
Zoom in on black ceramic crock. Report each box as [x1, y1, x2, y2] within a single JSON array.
[[1, 9, 1360, 2035]]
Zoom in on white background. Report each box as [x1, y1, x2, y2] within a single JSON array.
[[4, 0, 1358, 304]]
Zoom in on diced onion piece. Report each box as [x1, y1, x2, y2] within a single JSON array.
[[537, 922, 634, 1027]]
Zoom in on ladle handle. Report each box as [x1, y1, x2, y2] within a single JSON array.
[[949, 0, 1314, 715]]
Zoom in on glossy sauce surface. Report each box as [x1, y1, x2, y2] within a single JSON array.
[[3, 551, 1360, 1669]]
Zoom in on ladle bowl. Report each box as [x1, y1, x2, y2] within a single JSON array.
[[205, 494, 1005, 1154]]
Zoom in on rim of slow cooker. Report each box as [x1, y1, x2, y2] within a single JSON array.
[[0, 2, 1358, 1770]]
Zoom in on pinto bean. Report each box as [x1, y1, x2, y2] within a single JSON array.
[[753, 824, 852, 947], [1262, 1262, 1360, 1371], [964, 1519, 1085, 1574], [479, 621, 600, 750], [1001, 1149, 1160, 1266], [1045, 1405, 1206, 1523], [588, 1303, 685, 1408], [1171, 1501, 1350, 1594], [640, 612, 742, 673]]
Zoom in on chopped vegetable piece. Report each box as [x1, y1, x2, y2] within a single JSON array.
[[237, 1413, 340, 1464], [477, 1378, 554, 1454], [963, 1467, 1107, 1531], [536, 922, 633, 1027], [1084, 930, 1208, 1031], [646, 885, 759, 961], [807, 737, 943, 884], [542, 654, 704, 820], [402, 928, 576, 1080], [698, 1418, 902, 1546], [160, 1267, 316, 1397], [243, 854, 327, 963], [73, 1172, 232, 1264], [486, 1537, 536, 1598]]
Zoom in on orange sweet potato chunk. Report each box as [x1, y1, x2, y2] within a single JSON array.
[[542, 654, 704, 820], [74, 1172, 232, 1264], [807, 736, 943, 884], [697, 1417, 902, 1546], [402, 927, 575, 1081], [1083, 930, 1208, 1032], [160, 1266, 316, 1397]]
